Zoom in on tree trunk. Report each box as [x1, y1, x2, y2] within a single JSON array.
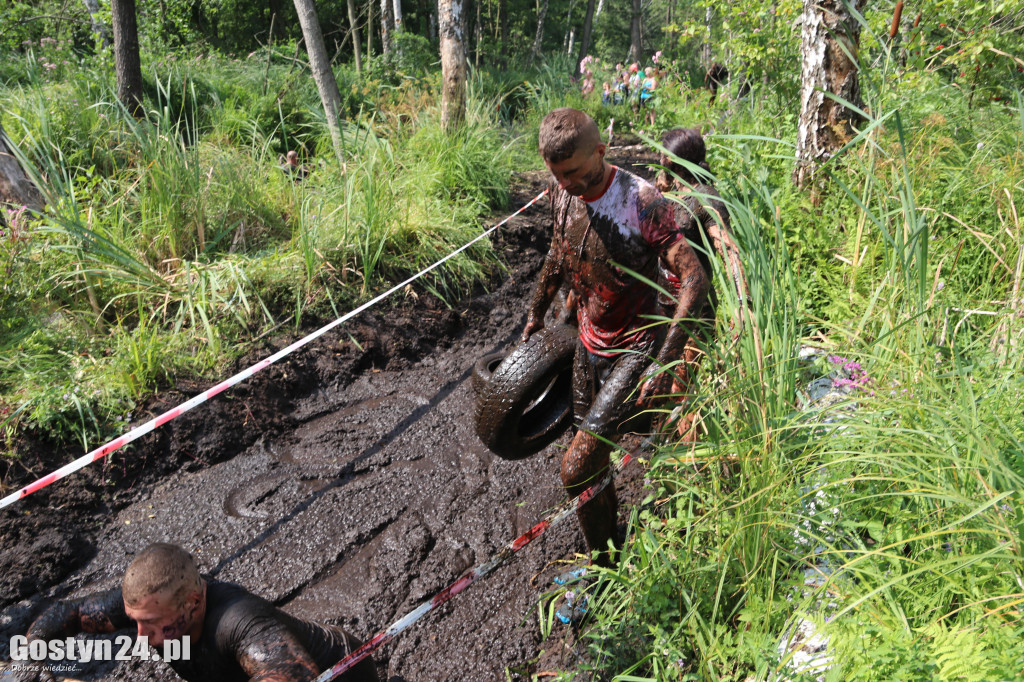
[[499, 0, 509, 65], [530, 0, 548, 62], [81, 0, 112, 47], [628, 0, 641, 62], [574, 0, 595, 77], [347, 0, 363, 73], [380, 0, 394, 55], [293, 0, 346, 168], [393, 0, 403, 32], [268, 0, 284, 30], [0, 123, 45, 213], [793, 0, 865, 188], [561, 0, 574, 49], [111, 0, 143, 117], [475, 0, 482, 67], [367, 0, 374, 57], [439, 0, 467, 133], [702, 6, 712, 68]]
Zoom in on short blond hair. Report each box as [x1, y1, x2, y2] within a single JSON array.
[[538, 108, 602, 163], [122, 543, 202, 608]]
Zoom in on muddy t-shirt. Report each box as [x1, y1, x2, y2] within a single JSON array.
[[27, 581, 375, 682], [661, 182, 730, 297], [169, 581, 374, 682], [550, 166, 683, 356]]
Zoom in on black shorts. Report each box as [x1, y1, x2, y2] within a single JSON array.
[[572, 332, 661, 438]]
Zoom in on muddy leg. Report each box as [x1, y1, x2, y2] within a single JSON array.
[[561, 429, 619, 567]]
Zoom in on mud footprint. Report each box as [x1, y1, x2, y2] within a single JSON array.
[[224, 471, 292, 519]]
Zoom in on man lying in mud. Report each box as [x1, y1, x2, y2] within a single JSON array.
[[11, 542, 378, 682], [521, 108, 710, 567]]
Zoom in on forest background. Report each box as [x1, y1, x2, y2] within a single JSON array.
[[1, 0, 1024, 679]]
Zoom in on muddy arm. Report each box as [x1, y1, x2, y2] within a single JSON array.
[[707, 219, 749, 306], [640, 237, 709, 401], [236, 629, 323, 682], [26, 588, 128, 641], [521, 247, 564, 343]]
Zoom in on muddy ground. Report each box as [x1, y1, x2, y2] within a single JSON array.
[[0, 146, 659, 682]]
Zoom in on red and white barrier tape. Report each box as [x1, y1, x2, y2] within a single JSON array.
[[0, 189, 550, 511], [314, 449, 637, 682]]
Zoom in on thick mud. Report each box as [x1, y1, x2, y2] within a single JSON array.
[[0, 146, 658, 681]]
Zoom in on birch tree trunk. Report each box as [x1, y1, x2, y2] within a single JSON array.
[[393, 0, 403, 32], [439, 0, 467, 133], [574, 0, 596, 77], [0, 124, 45, 214], [562, 0, 575, 50], [380, 0, 394, 55], [81, 0, 111, 47], [628, 0, 641, 62], [293, 0, 347, 167], [475, 0, 483, 67], [793, 0, 865, 188], [347, 0, 363, 74], [111, 0, 143, 117], [530, 0, 549, 61], [367, 0, 374, 57]]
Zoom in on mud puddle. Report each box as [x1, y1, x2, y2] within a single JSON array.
[[0, 147, 659, 681]]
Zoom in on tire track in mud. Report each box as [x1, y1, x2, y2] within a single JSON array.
[[0, 148, 660, 681]]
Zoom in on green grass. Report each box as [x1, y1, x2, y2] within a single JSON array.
[[0, 55, 520, 452], [535, 69, 1024, 681]]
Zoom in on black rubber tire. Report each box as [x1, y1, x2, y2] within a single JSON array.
[[474, 324, 577, 460], [471, 351, 507, 395]]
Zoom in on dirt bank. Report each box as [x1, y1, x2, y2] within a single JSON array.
[[0, 145, 659, 681]]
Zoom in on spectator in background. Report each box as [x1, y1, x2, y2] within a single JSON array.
[[628, 63, 642, 118], [614, 73, 629, 105], [639, 66, 658, 127], [581, 70, 595, 97], [280, 150, 310, 180], [704, 62, 728, 103]]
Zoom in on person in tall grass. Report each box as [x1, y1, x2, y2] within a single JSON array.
[[704, 62, 728, 103], [521, 109, 710, 567], [279, 150, 310, 181], [655, 127, 749, 439], [12, 543, 378, 682]]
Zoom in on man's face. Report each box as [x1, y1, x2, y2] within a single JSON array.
[[124, 590, 198, 648], [545, 143, 607, 198]]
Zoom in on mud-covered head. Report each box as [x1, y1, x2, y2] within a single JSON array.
[[538, 108, 603, 163], [123, 543, 206, 647], [657, 128, 711, 190], [539, 108, 610, 199]]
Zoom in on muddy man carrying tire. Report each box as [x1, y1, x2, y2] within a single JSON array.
[[512, 108, 710, 567]]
